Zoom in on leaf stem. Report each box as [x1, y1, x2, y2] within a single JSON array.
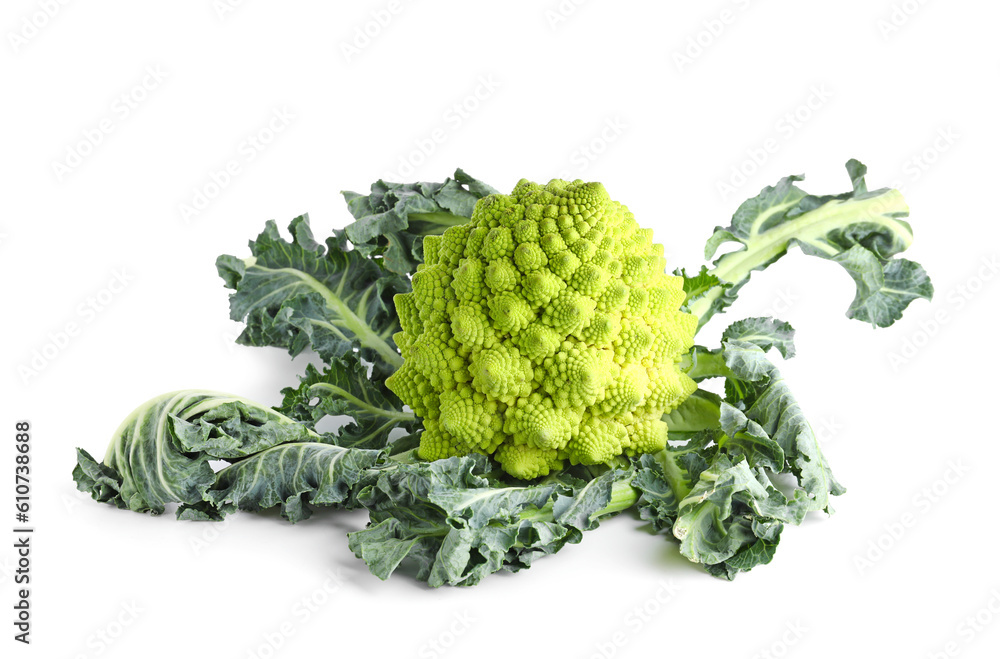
[[680, 350, 733, 381], [597, 479, 641, 517], [655, 448, 694, 503], [686, 188, 909, 327], [245, 259, 404, 369], [307, 383, 416, 423], [517, 476, 639, 524]]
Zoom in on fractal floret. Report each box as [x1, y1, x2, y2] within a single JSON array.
[[385, 179, 698, 479]]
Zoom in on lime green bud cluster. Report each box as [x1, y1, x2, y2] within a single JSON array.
[[386, 179, 697, 479]]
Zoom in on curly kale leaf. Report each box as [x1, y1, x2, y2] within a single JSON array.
[[684, 159, 933, 328], [217, 214, 409, 372], [191, 442, 383, 522], [73, 391, 381, 520], [341, 169, 498, 275], [635, 316, 841, 579], [348, 454, 634, 587], [632, 440, 802, 580], [277, 356, 418, 450], [721, 316, 796, 359]]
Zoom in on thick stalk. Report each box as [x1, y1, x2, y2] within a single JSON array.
[[679, 350, 733, 382], [597, 479, 642, 517], [386, 447, 421, 464], [686, 189, 909, 327], [407, 211, 474, 233], [656, 448, 695, 503], [518, 477, 640, 524]]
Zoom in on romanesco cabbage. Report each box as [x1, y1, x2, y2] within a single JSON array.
[[75, 162, 934, 586], [385, 179, 698, 478]]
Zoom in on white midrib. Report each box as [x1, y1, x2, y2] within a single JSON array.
[[689, 190, 910, 321], [214, 443, 347, 491], [247, 261, 403, 369], [309, 382, 415, 423], [104, 391, 327, 503], [714, 190, 911, 283]]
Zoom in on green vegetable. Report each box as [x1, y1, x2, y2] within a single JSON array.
[[340, 168, 500, 276], [683, 159, 932, 329], [386, 178, 697, 479], [348, 454, 637, 587], [216, 216, 409, 373], [73, 390, 382, 520], [278, 356, 418, 449], [74, 160, 932, 586]]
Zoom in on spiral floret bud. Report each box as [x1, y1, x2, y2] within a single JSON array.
[[386, 179, 697, 479]]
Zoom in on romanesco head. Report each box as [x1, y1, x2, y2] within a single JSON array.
[[386, 179, 697, 479]]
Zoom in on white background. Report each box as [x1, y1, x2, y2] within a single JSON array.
[[2, 1, 998, 657]]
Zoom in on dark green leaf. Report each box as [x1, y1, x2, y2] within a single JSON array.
[[217, 215, 408, 371], [73, 390, 382, 522], [688, 159, 933, 327], [348, 455, 630, 587], [192, 442, 383, 522], [719, 403, 785, 472], [829, 248, 934, 327], [277, 356, 417, 450], [662, 388, 722, 437], [721, 340, 845, 513], [721, 317, 796, 359], [341, 169, 498, 275], [672, 456, 799, 568]]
